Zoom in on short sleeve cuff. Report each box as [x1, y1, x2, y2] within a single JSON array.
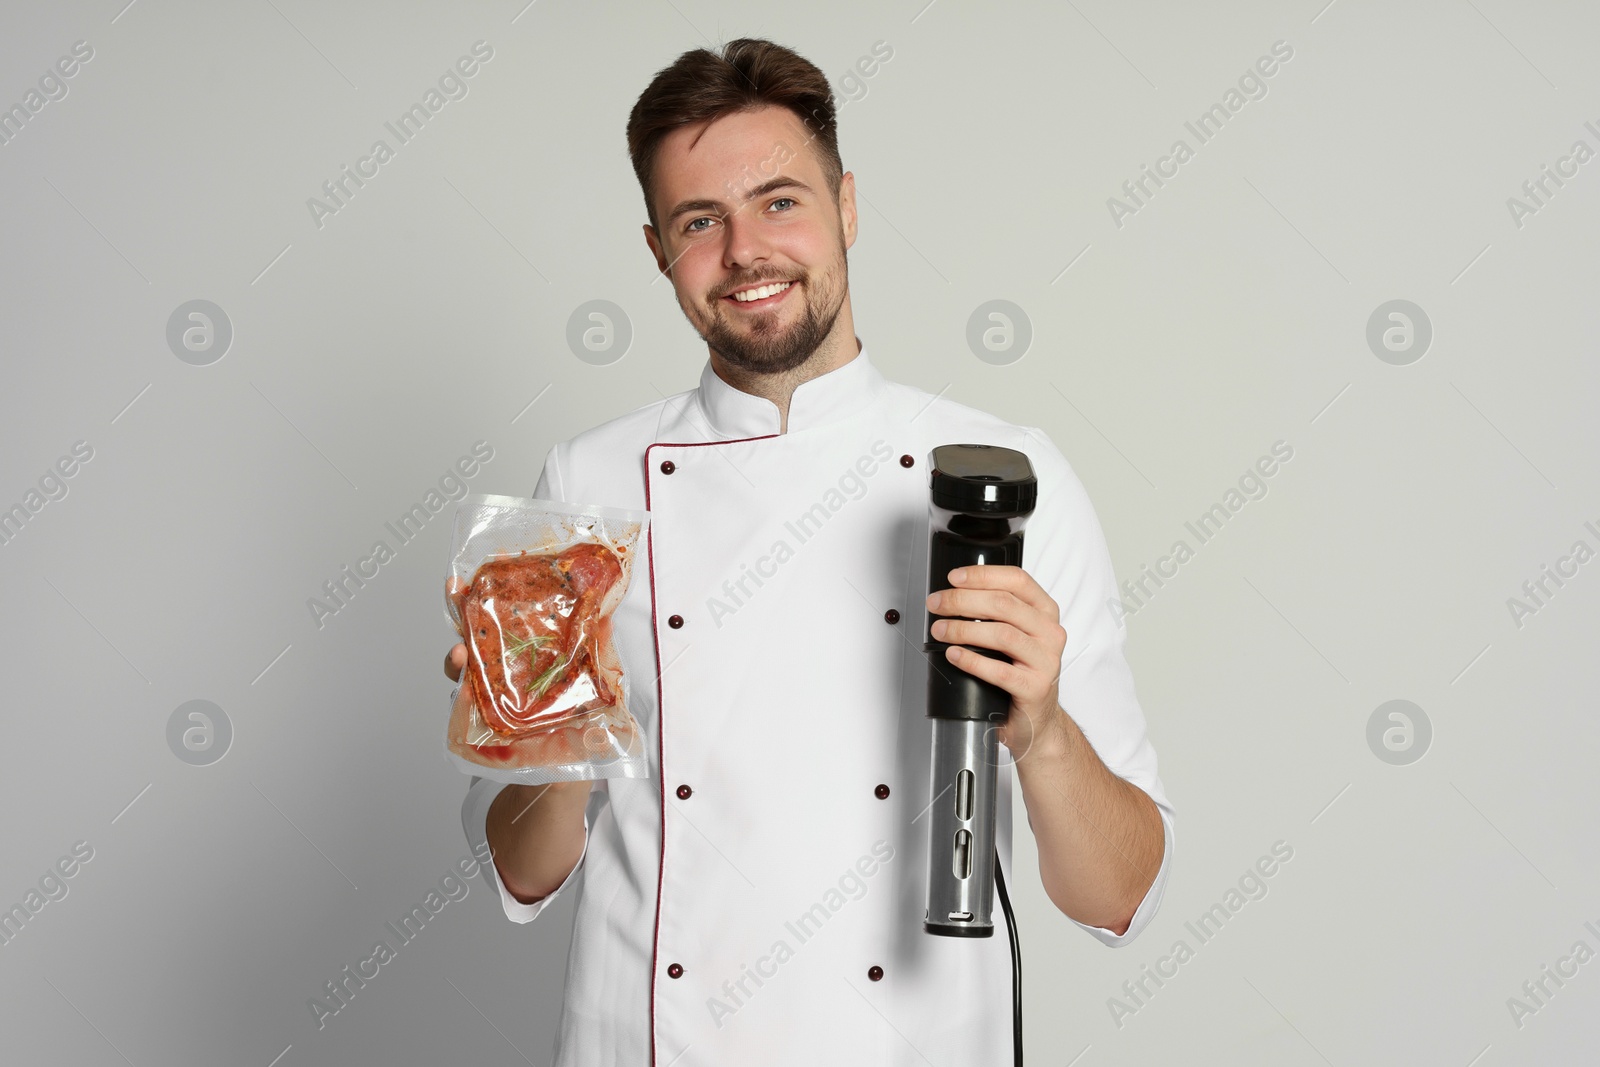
[[1070, 800, 1174, 947], [461, 775, 590, 925]]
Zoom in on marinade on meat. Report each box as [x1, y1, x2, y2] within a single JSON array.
[[454, 542, 624, 736], [444, 494, 648, 784]]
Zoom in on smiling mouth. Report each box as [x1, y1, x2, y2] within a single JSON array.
[[722, 279, 796, 309]]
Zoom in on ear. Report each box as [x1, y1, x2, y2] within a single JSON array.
[[643, 223, 670, 276], [838, 171, 858, 251]]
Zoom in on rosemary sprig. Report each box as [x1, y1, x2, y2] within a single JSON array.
[[525, 660, 566, 702], [502, 631, 553, 658]]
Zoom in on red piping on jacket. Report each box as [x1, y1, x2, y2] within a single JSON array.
[[643, 433, 777, 1067]]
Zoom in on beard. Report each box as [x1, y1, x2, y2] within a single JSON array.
[[683, 252, 848, 376]]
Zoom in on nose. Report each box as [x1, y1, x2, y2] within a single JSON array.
[[720, 200, 773, 272]]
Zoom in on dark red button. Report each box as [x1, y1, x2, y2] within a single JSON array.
[[875, 784, 890, 799], [868, 965, 884, 981], [899, 454, 914, 468], [668, 614, 684, 629], [883, 609, 900, 624], [668, 962, 684, 978], [660, 460, 676, 475], [676, 784, 692, 799]]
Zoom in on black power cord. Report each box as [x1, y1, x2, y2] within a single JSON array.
[[993, 845, 1022, 1066]]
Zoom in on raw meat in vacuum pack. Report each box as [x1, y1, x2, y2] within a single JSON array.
[[457, 542, 623, 735]]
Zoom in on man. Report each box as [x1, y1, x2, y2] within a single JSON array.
[[448, 38, 1172, 1065]]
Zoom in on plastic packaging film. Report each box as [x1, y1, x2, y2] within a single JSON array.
[[444, 494, 650, 785]]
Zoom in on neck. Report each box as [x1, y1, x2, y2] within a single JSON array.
[[708, 298, 859, 433]]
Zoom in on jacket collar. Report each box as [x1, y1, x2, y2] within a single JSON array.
[[694, 340, 885, 439]]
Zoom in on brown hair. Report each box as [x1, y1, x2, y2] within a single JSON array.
[[626, 38, 842, 231]]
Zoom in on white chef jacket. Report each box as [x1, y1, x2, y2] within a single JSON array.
[[460, 343, 1174, 1066]]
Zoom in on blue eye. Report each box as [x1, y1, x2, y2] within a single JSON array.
[[770, 197, 795, 211], [686, 217, 712, 233]]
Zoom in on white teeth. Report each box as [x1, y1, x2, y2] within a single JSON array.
[[732, 281, 792, 302]]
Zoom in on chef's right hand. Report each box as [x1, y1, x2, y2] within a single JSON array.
[[444, 575, 468, 683], [444, 643, 467, 683]]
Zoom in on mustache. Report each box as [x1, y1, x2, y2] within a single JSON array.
[[713, 270, 801, 300]]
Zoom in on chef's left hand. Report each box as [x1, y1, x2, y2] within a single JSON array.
[[926, 565, 1067, 761]]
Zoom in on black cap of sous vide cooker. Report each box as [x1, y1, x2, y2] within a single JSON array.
[[929, 444, 1038, 516]]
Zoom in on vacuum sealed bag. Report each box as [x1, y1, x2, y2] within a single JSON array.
[[444, 494, 649, 784]]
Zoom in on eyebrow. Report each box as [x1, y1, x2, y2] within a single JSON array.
[[665, 176, 814, 224]]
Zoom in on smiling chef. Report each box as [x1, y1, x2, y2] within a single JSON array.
[[446, 37, 1173, 1067]]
